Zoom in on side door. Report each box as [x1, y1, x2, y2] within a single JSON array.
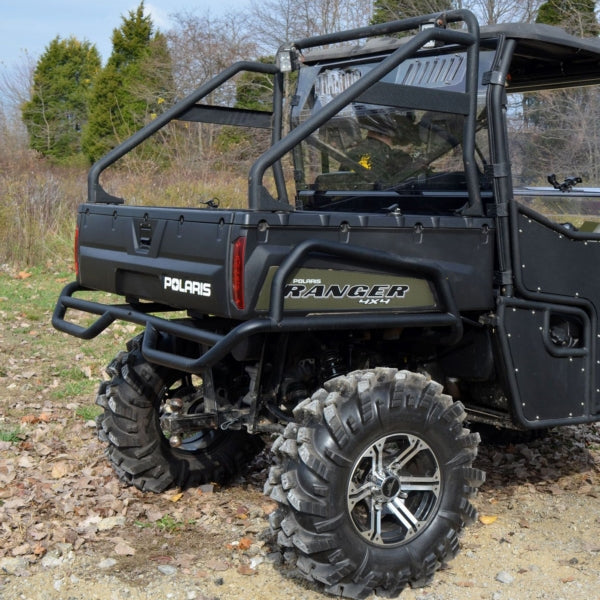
[[497, 79, 600, 427], [499, 199, 598, 427]]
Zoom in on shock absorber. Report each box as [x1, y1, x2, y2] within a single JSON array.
[[320, 349, 345, 381]]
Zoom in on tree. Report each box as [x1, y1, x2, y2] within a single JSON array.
[[167, 10, 256, 99], [371, 0, 453, 25], [234, 58, 275, 112], [369, 0, 547, 27], [514, 1, 600, 189], [467, 0, 543, 25], [1, 51, 36, 118], [0, 51, 35, 161], [536, 0, 599, 36], [21, 37, 100, 162], [163, 10, 261, 174], [249, 0, 373, 55], [82, 1, 172, 163]]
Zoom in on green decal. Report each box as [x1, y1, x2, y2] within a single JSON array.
[[256, 267, 436, 312]]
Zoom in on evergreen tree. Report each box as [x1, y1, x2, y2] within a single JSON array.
[[536, 0, 599, 36], [82, 1, 172, 163], [21, 37, 100, 162], [235, 58, 275, 112], [371, 0, 453, 25]]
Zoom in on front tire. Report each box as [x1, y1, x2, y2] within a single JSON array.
[[96, 335, 263, 493], [265, 368, 485, 599]]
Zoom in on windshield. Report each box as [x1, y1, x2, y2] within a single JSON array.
[[292, 51, 492, 212]]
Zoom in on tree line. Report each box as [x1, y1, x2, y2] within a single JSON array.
[[17, 0, 599, 166]]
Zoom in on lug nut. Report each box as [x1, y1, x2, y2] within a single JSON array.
[[168, 397, 184, 412], [169, 434, 182, 448]]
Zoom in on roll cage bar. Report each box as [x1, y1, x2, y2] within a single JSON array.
[[87, 9, 483, 214]]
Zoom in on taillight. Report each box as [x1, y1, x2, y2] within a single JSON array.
[[74, 226, 80, 280], [232, 237, 246, 310]]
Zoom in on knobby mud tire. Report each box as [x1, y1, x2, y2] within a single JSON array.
[[265, 368, 485, 599], [96, 335, 263, 493]]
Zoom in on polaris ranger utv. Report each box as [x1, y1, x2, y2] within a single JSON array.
[[53, 9, 600, 599]]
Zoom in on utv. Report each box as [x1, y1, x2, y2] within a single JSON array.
[[53, 9, 600, 599]]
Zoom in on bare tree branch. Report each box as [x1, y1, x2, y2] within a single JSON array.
[[248, 0, 373, 55], [167, 10, 257, 98], [467, 0, 544, 24]]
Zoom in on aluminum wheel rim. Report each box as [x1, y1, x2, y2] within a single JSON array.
[[347, 432, 442, 546]]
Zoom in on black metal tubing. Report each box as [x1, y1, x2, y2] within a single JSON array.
[[249, 10, 481, 213], [487, 36, 516, 294], [142, 311, 458, 373], [52, 281, 224, 345], [290, 9, 475, 50], [85, 11, 480, 212], [87, 61, 280, 204], [53, 240, 462, 373], [270, 72, 288, 206]]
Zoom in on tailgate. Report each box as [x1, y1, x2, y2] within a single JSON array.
[[77, 204, 239, 316]]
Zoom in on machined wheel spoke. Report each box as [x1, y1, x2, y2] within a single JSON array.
[[389, 497, 420, 530], [387, 435, 425, 473], [399, 471, 440, 493], [364, 439, 386, 478], [368, 503, 384, 543], [348, 480, 374, 510]]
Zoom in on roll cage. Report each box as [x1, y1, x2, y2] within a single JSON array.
[[84, 9, 600, 219]]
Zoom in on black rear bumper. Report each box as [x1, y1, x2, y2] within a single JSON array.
[[53, 284, 462, 375]]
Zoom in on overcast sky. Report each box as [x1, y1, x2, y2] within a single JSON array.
[[0, 0, 250, 67]]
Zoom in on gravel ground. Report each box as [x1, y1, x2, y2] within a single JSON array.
[[1, 420, 599, 600]]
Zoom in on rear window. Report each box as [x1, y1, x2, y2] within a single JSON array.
[[292, 50, 493, 213]]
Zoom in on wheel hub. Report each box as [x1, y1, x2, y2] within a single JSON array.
[[372, 473, 403, 502]]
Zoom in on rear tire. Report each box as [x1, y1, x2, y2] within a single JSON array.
[[265, 368, 485, 599], [96, 334, 263, 493]]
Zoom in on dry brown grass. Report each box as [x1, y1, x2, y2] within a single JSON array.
[[100, 166, 249, 209], [0, 142, 250, 267], [0, 111, 295, 268], [0, 150, 85, 266]]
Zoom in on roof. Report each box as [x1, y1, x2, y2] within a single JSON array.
[[299, 22, 600, 89], [481, 22, 600, 55], [484, 23, 600, 89]]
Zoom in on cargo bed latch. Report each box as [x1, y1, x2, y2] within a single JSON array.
[[138, 215, 153, 249]]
